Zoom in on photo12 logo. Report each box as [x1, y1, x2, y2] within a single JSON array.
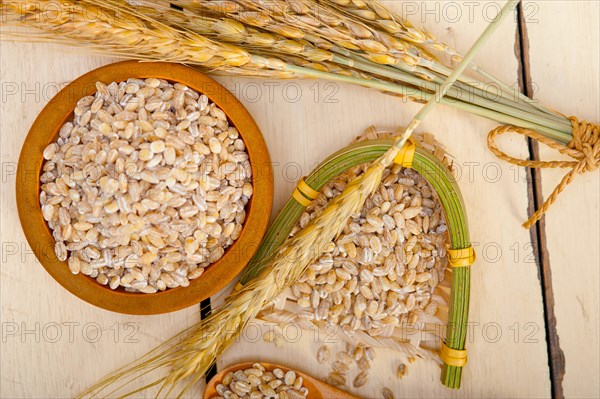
[[399, 1, 539, 24], [1, 81, 69, 104], [222, 81, 340, 104], [2, 321, 140, 344]]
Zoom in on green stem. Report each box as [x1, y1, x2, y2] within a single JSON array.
[[283, 63, 571, 143], [404, 0, 517, 387], [469, 63, 560, 118], [411, 0, 521, 125], [423, 68, 571, 130], [332, 53, 571, 134], [429, 60, 566, 120]]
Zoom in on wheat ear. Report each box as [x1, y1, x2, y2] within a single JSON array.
[[1, 0, 295, 77]]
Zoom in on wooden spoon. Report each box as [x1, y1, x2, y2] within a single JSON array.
[[203, 362, 358, 399]]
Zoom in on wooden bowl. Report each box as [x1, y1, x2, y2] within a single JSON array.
[[203, 362, 357, 399], [16, 61, 273, 315]]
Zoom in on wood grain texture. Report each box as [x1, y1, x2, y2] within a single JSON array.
[[524, 1, 600, 398], [0, 44, 202, 398], [5, 0, 597, 397], [216, 1, 550, 397]]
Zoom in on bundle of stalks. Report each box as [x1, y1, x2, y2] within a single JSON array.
[[166, 0, 571, 136], [2, 0, 576, 141]]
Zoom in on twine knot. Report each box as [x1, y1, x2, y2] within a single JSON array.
[[570, 117, 600, 171], [487, 117, 599, 229]]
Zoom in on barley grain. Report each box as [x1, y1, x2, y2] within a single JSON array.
[[353, 371, 369, 387], [397, 363, 407, 379], [316, 345, 330, 363], [382, 387, 395, 399]]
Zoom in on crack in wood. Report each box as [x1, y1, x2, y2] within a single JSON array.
[[515, 4, 566, 398], [200, 298, 218, 382]]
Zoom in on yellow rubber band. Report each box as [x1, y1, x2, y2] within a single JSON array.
[[447, 245, 476, 267], [292, 188, 312, 207], [440, 342, 467, 367], [393, 137, 417, 167], [296, 177, 318, 200]]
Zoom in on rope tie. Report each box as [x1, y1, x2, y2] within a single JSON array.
[[487, 117, 599, 229]]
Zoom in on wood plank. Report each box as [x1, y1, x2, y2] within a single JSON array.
[[0, 43, 201, 398], [216, 1, 550, 396], [524, 1, 600, 397]]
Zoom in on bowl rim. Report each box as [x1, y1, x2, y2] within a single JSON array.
[[16, 60, 273, 315]]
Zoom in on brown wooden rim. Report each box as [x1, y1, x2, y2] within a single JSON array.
[[203, 362, 358, 399], [16, 61, 273, 315]]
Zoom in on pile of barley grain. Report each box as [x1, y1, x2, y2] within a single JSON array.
[[40, 78, 252, 293], [289, 162, 448, 336], [284, 161, 448, 392], [213, 363, 308, 399]]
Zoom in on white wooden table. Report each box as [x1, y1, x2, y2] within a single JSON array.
[[1, 1, 598, 398]]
